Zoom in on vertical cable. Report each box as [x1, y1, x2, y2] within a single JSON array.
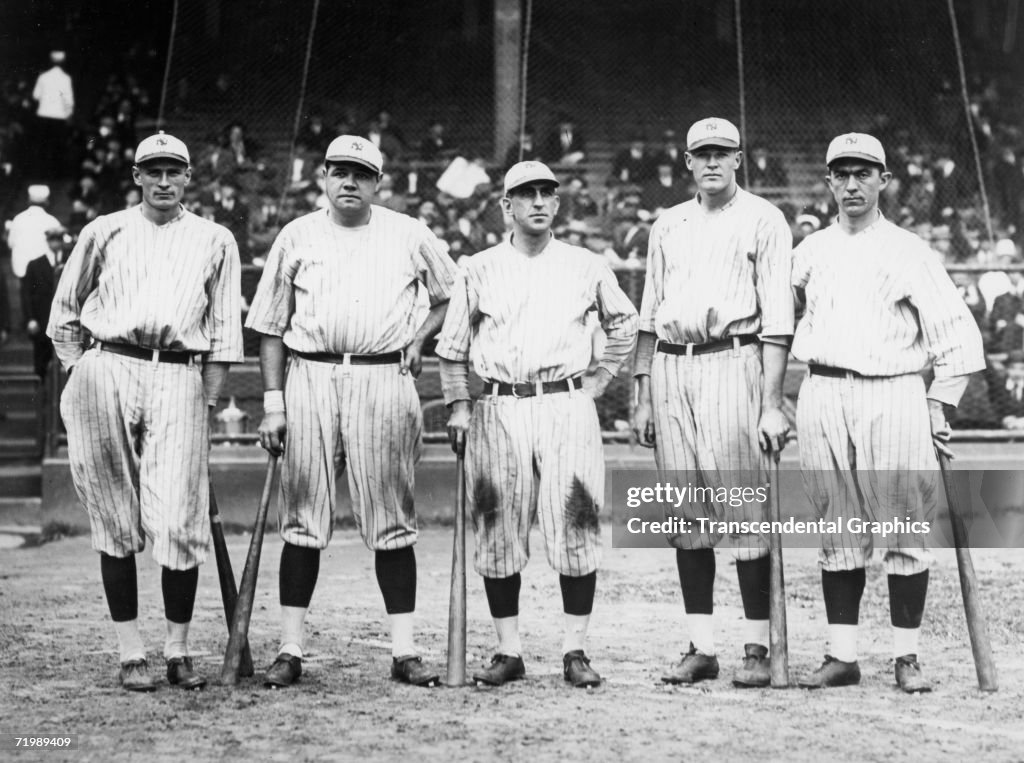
[[734, 0, 749, 188], [277, 0, 322, 226], [947, 0, 995, 246], [157, 0, 180, 127], [517, 0, 534, 162]]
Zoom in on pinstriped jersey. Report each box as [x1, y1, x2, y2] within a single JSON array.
[[639, 187, 794, 342], [435, 237, 638, 382], [48, 205, 244, 367], [246, 205, 457, 353], [791, 215, 985, 378]]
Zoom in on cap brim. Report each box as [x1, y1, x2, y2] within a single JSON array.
[[687, 139, 740, 151], [827, 152, 886, 168], [505, 178, 560, 194], [136, 153, 189, 164], [325, 157, 381, 174]]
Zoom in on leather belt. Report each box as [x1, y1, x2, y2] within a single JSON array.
[[657, 335, 758, 357], [292, 349, 403, 365], [482, 377, 584, 398], [809, 364, 869, 379], [99, 341, 197, 365]]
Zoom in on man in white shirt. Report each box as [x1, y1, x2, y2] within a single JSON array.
[[6, 184, 61, 280], [32, 50, 74, 179]]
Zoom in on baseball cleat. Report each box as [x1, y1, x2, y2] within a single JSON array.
[[118, 658, 158, 692], [472, 654, 526, 687], [661, 643, 719, 685], [732, 643, 770, 688], [263, 652, 302, 688], [166, 656, 207, 690], [798, 655, 861, 689], [391, 655, 440, 687], [894, 654, 933, 694], [563, 650, 601, 688]]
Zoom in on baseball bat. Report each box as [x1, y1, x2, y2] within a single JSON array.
[[445, 433, 467, 687], [937, 452, 998, 692], [208, 477, 254, 677], [221, 455, 278, 686], [768, 450, 789, 688]]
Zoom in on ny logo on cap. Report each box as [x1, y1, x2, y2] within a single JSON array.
[[845, 136, 858, 145], [350, 141, 363, 151], [156, 138, 167, 146], [706, 122, 718, 131]]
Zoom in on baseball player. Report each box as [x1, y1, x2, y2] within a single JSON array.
[[437, 160, 638, 688], [246, 135, 458, 689], [47, 132, 243, 692], [631, 118, 794, 688], [792, 133, 984, 692]]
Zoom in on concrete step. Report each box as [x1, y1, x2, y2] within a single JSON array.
[[0, 463, 42, 499]]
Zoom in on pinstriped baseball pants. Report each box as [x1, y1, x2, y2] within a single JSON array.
[[60, 347, 209, 570], [796, 373, 934, 575], [466, 389, 603, 578], [650, 343, 769, 558], [278, 356, 422, 551]]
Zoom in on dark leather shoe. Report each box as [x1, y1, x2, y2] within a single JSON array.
[[732, 643, 770, 688], [473, 654, 526, 686], [263, 653, 302, 688], [391, 655, 440, 687], [563, 650, 601, 688], [118, 659, 157, 692], [895, 654, 933, 694], [798, 655, 861, 689], [661, 643, 719, 684], [166, 656, 207, 690]]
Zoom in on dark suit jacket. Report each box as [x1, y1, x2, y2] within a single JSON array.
[[21, 254, 56, 329], [542, 128, 586, 164], [990, 292, 1024, 353]]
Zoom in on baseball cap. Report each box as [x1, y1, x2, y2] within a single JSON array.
[[325, 135, 384, 174], [27, 184, 50, 204], [50, 50, 66, 64], [995, 238, 1019, 257], [135, 132, 190, 165], [503, 161, 559, 195], [686, 118, 741, 151], [795, 213, 821, 231], [826, 133, 886, 169]]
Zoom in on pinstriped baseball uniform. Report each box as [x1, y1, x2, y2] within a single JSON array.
[[48, 205, 244, 569], [435, 238, 638, 577], [640, 187, 794, 554], [792, 213, 985, 573], [245, 205, 457, 550]]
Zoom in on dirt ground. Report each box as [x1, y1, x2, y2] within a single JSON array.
[[1, 526, 1023, 763]]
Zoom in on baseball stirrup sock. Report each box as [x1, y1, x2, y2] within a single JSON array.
[[562, 614, 591, 654], [389, 612, 417, 657], [113, 620, 146, 663], [676, 549, 715, 614], [164, 620, 190, 660], [280, 543, 321, 608], [483, 573, 521, 619], [888, 570, 929, 628], [821, 568, 866, 625], [375, 547, 416, 614], [559, 572, 597, 616], [100, 553, 138, 622], [735, 556, 771, 620], [161, 566, 199, 624], [280, 606, 306, 658], [493, 616, 522, 657]]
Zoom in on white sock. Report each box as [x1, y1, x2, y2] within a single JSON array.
[[280, 605, 306, 658], [744, 618, 770, 649], [828, 624, 859, 662], [892, 626, 920, 658], [687, 614, 715, 655], [493, 616, 522, 657], [163, 620, 190, 660], [562, 614, 591, 654], [114, 619, 146, 663], [390, 612, 416, 657]]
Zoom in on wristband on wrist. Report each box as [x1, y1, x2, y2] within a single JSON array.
[[263, 389, 285, 414]]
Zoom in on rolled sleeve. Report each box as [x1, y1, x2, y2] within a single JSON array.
[[435, 267, 475, 364], [911, 255, 986, 379], [755, 210, 795, 338], [46, 223, 102, 368], [638, 220, 666, 334], [244, 231, 295, 337], [594, 262, 639, 376], [415, 225, 458, 306]]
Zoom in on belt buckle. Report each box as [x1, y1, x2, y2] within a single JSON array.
[[511, 382, 531, 398]]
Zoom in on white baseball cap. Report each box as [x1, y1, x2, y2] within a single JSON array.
[[826, 133, 886, 169], [686, 118, 741, 151], [135, 132, 190, 165], [503, 160, 559, 194], [325, 135, 384, 174], [27, 184, 50, 204]]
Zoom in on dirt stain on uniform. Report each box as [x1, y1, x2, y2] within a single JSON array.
[[566, 477, 598, 531], [129, 420, 147, 457], [473, 479, 500, 528]]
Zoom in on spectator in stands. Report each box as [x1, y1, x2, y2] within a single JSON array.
[[296, 112, 331, 156], [213, 178, 251, 262], [641, 158, 688, 218], [20, 226, 64, 378], [543, 113, 586, 165], [607, 185, 649, 266], [903, 167, 936, 225], [989, 251, 1024, 354], [123, 187, 141, 210], [416, 199, 441, 228], [555, 175, 599, 226], [978, 239, 1018, 327], [376, 173, 409, 215], [746, 146, 787, 192], [801, 181, 837, 229], [610, 135, 652, 186], [503, 127, 544, 171], [794, 213, 821, 244], [6, 184, 61, 282], [992, 147, 1023, 232], [931, 154, 971, 226], [653, 129, 685, 180], [418, 119, 458, 162], [365, 107, 406, 162], [31, 50, 74, 179], [990, 350, 1024, 429]]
